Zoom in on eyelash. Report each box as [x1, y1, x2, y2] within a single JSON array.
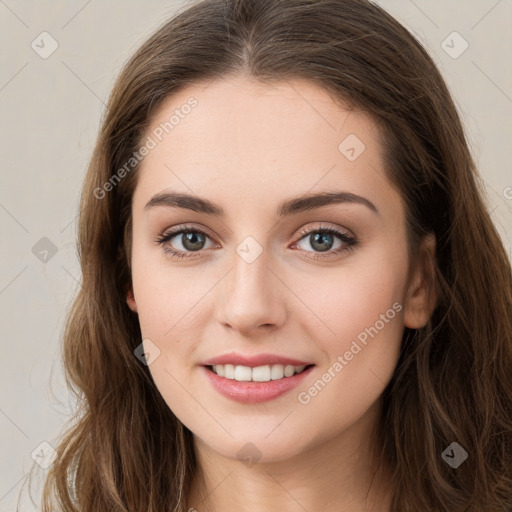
[[154, 223, 358, 261]]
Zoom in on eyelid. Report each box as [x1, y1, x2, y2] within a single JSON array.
[[157, 222, 352, 244], [159, 223, 218, 241], [294, 222, 354, 241], [155, 222, 358, 259], [290, 223, 358, 257]]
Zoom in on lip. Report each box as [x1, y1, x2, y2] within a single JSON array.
[[201, 352, 313, 367], [201, 364, 315, 404]]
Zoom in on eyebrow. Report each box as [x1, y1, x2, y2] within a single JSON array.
[[144, 190, 379, 217]]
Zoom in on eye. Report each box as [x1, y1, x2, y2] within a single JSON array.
[[154, 224, 217, 259], [155, 223, 358, 260], [292, 224, 358, 260]]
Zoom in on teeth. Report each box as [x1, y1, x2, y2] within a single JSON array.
[[211, 364, 308, 382]]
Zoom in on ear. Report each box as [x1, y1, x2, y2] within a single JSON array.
[[126, 287, 138, 313], [403, 233, 438, 329]]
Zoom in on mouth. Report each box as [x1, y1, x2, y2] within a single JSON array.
[[201, 363, 316, 404], [205, 363, 315, 382]]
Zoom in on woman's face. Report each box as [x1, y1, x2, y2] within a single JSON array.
[[127, 75, 433, 462]]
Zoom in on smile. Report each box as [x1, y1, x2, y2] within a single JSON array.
[[202, 364, 315, 404], [208, 363, 311, 382]]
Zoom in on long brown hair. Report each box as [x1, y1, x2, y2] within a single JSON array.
[[25, 0, 512, 510]]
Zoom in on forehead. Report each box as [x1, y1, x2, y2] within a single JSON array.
[[132, 75, 397, 220]]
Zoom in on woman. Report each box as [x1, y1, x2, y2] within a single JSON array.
[[34, 0, 512, 510]]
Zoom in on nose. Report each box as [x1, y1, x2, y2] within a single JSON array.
[[215, 247, 287, 336]]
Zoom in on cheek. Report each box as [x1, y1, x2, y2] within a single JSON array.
[[129, 243, 219, 391], [130, 251, 210, 421], [291, 244, 406, 416], [130, 243, 211, 340], [295, 240, 407, 348]]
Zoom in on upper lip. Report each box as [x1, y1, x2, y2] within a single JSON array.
[[201, 352, 314, 368]]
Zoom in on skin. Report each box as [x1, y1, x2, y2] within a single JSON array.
[[126, 75, 436, 512]]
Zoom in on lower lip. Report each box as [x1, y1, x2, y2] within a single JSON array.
[[201, 365, 315, 404]]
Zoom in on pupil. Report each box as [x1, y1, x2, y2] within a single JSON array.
[[311, 232, 333, 252], [183, 232, 204, 251]]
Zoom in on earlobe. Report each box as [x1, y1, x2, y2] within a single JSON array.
[[403, 233, 438, 329], [126, 288, 138, 313]]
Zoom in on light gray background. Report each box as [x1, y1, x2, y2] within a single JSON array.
[[1, 1, 511, 509]]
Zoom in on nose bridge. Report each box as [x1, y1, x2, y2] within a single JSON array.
[[218, 238, 285, 333]]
